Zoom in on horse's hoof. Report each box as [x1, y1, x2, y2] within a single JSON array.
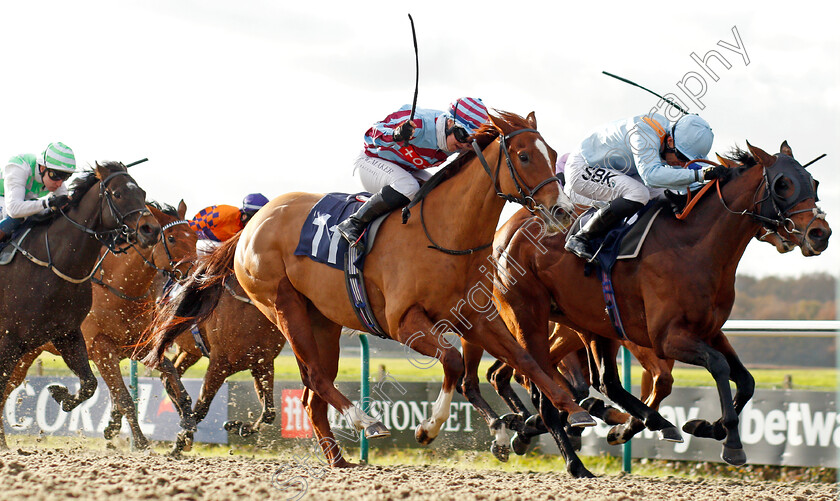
[[510, 433, 531, 456], [134, 438, 150, 450], [607, 425, 628, 446], [682, 419, 720, 440], [364, 422, 390, 439], [103, 425, 121, 440], [568, 411, 596, 428], [721, 445, 747, 466], [47, 385, 70, 405], [491, 440, 510, 462], [223, 420, 243, 432], [414, 424, 434, 445], [239, 425, 257, 438], [499, 413, 526, 433], [570, 463, 596, 479], [658, 426, 684, 443]]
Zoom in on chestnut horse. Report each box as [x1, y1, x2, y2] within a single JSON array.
[[145, 111, 595, 468], [472, 142, 829, 467], [0, 162, 160, 449], [3, 202, 197, 449]]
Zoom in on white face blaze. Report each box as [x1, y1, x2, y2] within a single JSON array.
[[534, 138, 551, 169]]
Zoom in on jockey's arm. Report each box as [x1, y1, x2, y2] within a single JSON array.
[[631, 121, 699, 190], [3, 163, 64, 219]]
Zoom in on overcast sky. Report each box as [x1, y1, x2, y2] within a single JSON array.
[[2, 1, 837, 278]]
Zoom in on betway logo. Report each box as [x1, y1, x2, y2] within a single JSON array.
[[582, 400, 840, 452]]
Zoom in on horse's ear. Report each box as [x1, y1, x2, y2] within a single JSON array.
[[526, 111, 537, 129], [716, 153, 737, 168], [93, 162, 106, 180], [177, 199, 187, 219], [488, 113, 513, 137], [746, 140, 777, 167], [779, 140, 793, 158]]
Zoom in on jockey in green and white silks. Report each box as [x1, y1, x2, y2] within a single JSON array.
[[0, 142, 76, 241]]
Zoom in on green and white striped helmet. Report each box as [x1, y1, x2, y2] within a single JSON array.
[[41, 142, 76, 173]]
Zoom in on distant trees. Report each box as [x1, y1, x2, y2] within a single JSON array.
[[731, 273, 835, 320]]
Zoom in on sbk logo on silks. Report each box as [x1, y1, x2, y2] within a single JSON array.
[[582, 166, 617, 187], [281, 389, 313, 438]]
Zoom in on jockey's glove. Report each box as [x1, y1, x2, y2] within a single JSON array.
[[392, 120, 416, 143], [699, 165, 727, 182], [47, 194, 71, 212]]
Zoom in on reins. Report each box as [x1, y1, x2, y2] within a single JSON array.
[[407, 128, 560, 255]]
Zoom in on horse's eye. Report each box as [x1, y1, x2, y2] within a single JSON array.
[[168, 235, 176, 244], [518, 153, 529, 162], [112, 190, 122, 199]]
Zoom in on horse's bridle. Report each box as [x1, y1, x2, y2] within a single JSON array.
[[706, 156, 824, 239], [416, 128, 561, 255], [472, 128, 561, 212], [135, 218, 193, 281], [59, 171, 152, 254]]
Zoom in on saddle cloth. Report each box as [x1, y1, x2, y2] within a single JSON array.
[[293, 192, 387, 271]]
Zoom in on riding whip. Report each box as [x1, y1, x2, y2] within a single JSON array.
[[408, 13, 419, 123], [126, 158, 149, 167], [802, 153, 826, 169], [602, 71, 690, 115]]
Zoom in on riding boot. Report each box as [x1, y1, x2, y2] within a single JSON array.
[[564, 197, 644, 261], [337, 185, 410, 247], [0, 229, 7, 243]]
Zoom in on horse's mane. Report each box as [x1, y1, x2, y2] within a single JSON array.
[[147, 200, 180, 219], [434, 109, 525, 182], [716, 146, 756, 185], [67, 161, 129, 208]]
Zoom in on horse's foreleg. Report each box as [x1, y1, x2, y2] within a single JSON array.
[[394, 305, 463, 446], [246, 360, 277, 433], [3, 346, 43, 404], [587, 336, 682, 445], [530, 386, 595, 478], [50, 330, 97, 412], [461, 340, 516, 462], [193, 356, 232, 432], [90, 336, 149, 448], [0, 336, 28, 449], [487, 360, 532, 418], [664, 332, 746, 466], [271, 278, 379, 439], [464, 319, 593, 428]]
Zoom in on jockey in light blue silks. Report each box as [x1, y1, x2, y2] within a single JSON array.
[[563, 113, 717, 261], [336, 97, 490, 247]]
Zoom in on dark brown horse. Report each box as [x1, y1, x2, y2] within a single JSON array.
[[0, 162, 160, 449], [472, 142, 829, 467], [2, 202, 197, 449], [164, 274, 286, 452], [145, 111, 597, 469]]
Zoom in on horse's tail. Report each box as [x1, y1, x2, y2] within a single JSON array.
[[140, 232, 242, 368]]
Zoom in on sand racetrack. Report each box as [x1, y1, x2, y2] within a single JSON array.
[[0, 448, 835, 500]]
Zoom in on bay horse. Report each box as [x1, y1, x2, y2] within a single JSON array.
[[487, 224, 799, 453], [0, 161, 161, 449], [145, 111, 596, 468], [2, 202, 197, 449], [473, 142, 829, 467]]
